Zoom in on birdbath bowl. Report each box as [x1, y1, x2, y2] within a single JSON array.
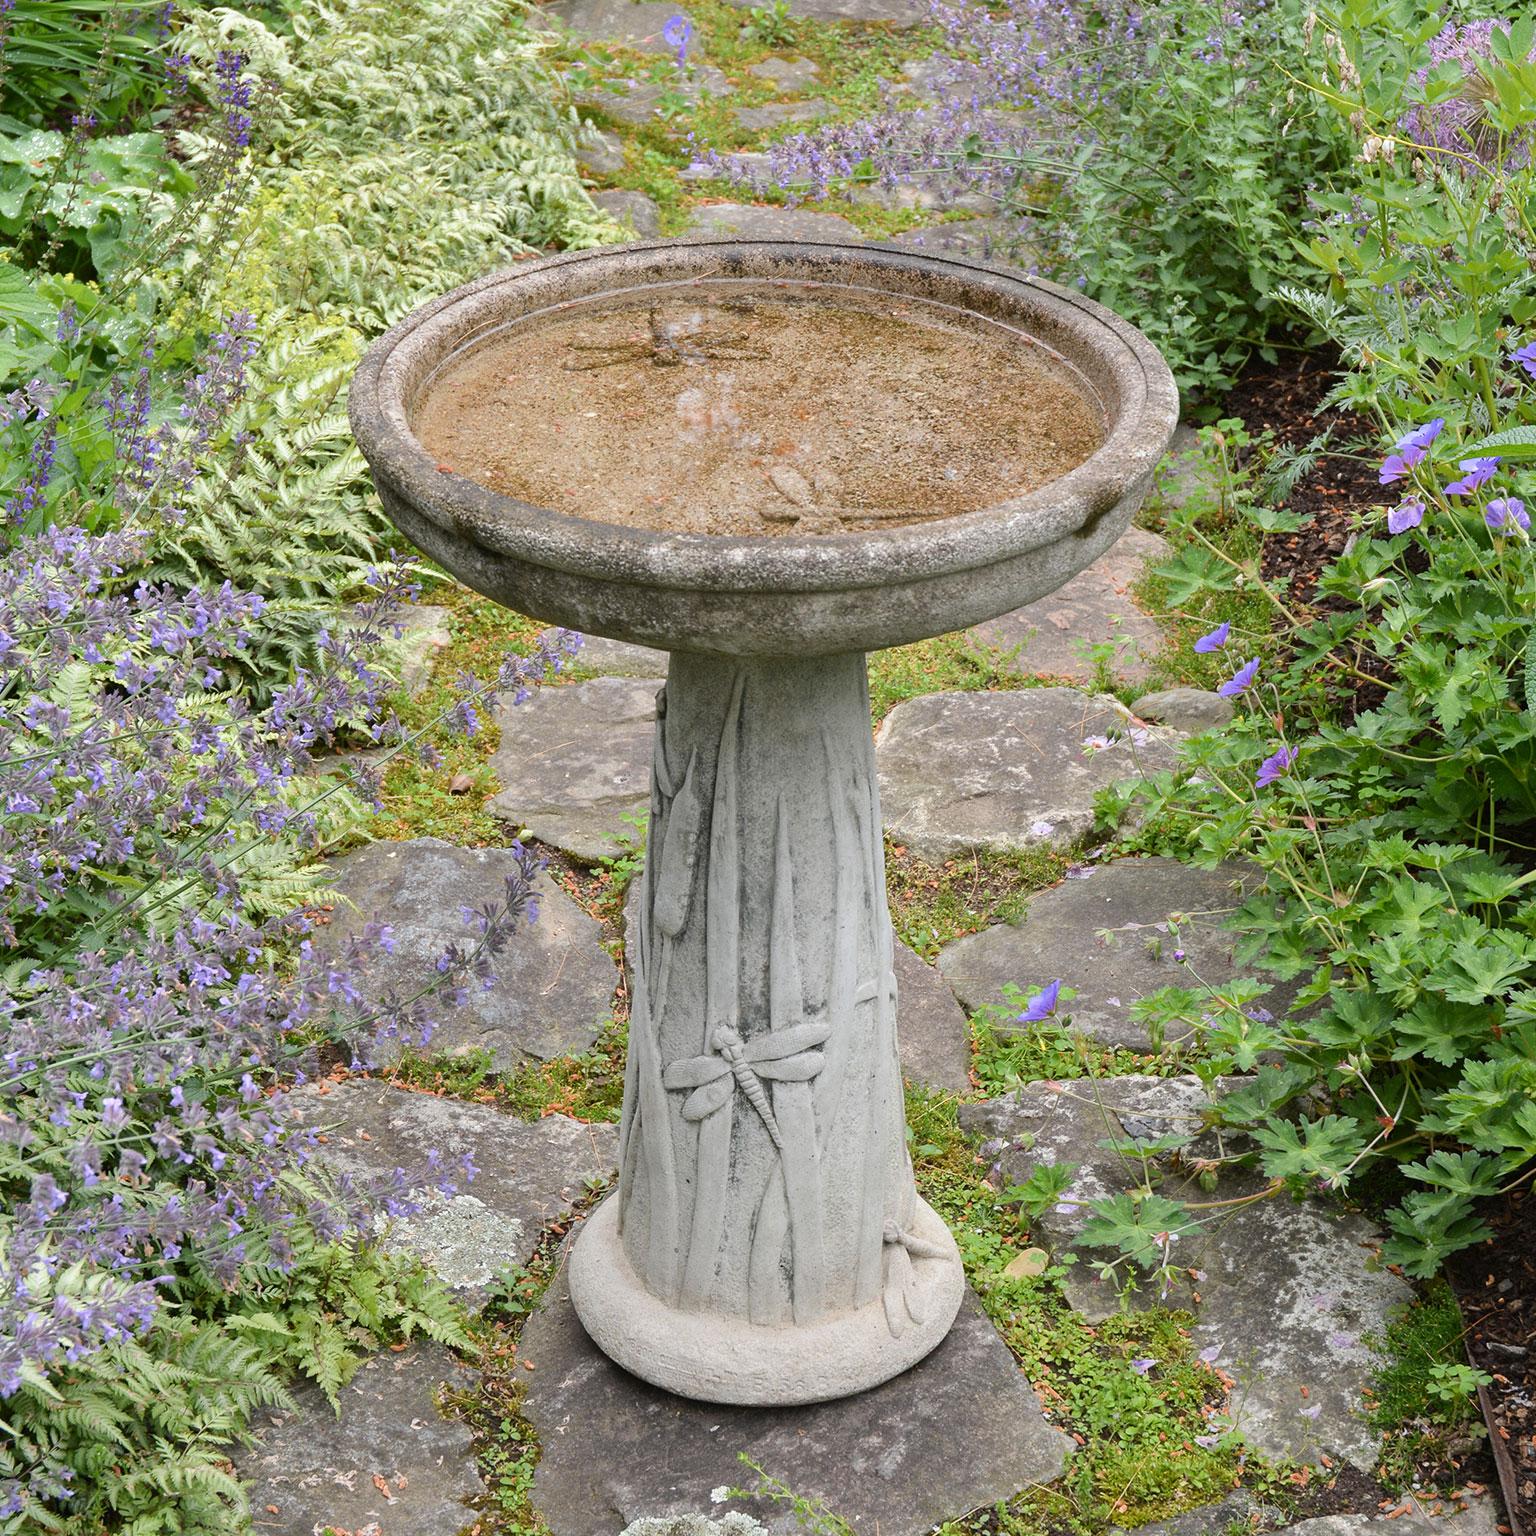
[[350, 239, 1177, 1405]]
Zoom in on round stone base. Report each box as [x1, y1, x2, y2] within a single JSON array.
[[567, 1194, 965, 1405]]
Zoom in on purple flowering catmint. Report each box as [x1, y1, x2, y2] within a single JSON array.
[[215, 49, 254, 149], [1218, 657, 1260, 697], [1193, 620, 1230, 652], [1444, 456, 1501, 496]]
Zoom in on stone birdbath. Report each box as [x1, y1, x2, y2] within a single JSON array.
[[350, 239, 1177, 1406]]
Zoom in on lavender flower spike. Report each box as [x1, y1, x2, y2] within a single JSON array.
[[1218, 657, 1260, 697]]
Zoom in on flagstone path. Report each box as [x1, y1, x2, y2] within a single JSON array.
[[242, 6, 1512, 1534]]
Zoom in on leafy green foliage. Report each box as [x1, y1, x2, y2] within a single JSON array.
[[0, 124, 193, 278], [0, 1234, 467, 1536], [1049, 0, 1353, 396], [0, 2, 171, 128]]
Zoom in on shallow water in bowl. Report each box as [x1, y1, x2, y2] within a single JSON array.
[[414, 279, 1104, 537]]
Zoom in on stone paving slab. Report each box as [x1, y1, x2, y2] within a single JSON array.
[[682, 201, 861, 240], [315, 838, 617, 1067], [746, 55, 820, 88], [541, 0, 692, 51], [578, 125, 628, 175], [876, 688, 1182, 862], [577, 64, 733, 128], [968, 527, 1169, 685], [239, 1343, 482, 1536], [881, 215, 1034, 263], [1131, 687, 1234, 734], [936, 857, 1272, 1051], [958, 1074, 1413, 1468], [287, 1078, 618, 1300], [520, 1277, 1072, 1534], [489, 675, 663, 861], [734, 98, 829, 130], [593, 188, 662, 237], [544, 627, 671, 677], [719, 0, 930, 25], [892, 940, 972, 1092]]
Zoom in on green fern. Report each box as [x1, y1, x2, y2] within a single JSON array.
[[143, 0, 619, 696]]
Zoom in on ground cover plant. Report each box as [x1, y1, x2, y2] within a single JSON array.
[[0, 3, 597, 1529], [1065, 4, 1536, 1295], [741, 0, 1352, 394]]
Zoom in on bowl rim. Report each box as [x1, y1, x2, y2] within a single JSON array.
[[349, 238, 1180, 596]]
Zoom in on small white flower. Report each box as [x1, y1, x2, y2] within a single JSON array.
[[710, 1487, 730, 1505]]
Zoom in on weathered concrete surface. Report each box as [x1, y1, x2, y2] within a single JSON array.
[[522, 1279, 1072, 1533], [620, 881, 969, 1092], [876, 690, 1181, 861], [893, 941, 971, 1092], [240, 1344, 481, 1536], [682, 201, 861, 240], [489, 675, 662, 861], [315, 838, 617, 1066], [593, 188, 662, 237], [1131, 687, 1235, 734], [623, 1520, 769, 1536], [546, 628, 671, 678], [958, 1074, 1413, 1469], [287, 1078, 618, 1300], [969, 527, 1168, 685], [937, 858, 1270, 1051]]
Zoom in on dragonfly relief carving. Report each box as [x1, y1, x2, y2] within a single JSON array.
[[663, 1021, 831, 1151]]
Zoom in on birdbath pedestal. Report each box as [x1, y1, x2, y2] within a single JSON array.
[[349, 239, 1177, 1406]]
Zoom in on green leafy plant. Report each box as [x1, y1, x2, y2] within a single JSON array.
[[742, 0, 798, 48]]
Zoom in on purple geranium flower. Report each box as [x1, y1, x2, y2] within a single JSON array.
[[1218, 657, 1260, 697], [1378, 419, 1444, 484], [1256, 743, 1296, 788], [1445, 456, 1500, 496], [1193, 621, 1229, 653], [1514, 343, 1536, 381], [1485, 496, 1529, 531], [1387, 498, 1425, 535], [1018, 979, 1062, 1022], [661, 12, 692, 65], [1130, 1357, 1157, 1375]]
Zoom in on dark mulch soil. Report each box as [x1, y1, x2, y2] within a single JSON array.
[[1450, 1188, 1536, 1536], [1220, 346, 1383, 607]]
